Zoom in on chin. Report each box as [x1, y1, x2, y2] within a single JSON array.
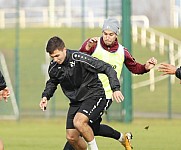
[[106, 43, 112, 46]]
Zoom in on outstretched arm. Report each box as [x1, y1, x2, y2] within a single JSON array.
[[158, 63, 181, 81], [124, 49, 157, 74], [158, 63, 177, 75]]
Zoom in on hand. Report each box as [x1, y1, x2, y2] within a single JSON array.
[[0, 87, 10, 102], [86, 37, 99, 50], [145, 57, 157, 70], [39, 97, 48, 111], [112, 91, 124, 103], [158, 63, 177, 75]]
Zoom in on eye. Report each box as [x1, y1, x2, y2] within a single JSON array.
[[53, 54, 59, 58]]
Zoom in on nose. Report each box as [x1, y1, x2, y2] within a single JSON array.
[[53, 57, 58, 62], [105, 35, 110, 40]]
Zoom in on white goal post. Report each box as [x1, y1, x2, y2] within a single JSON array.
[[0, 52, 19, 120]]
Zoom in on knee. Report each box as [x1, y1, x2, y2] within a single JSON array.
[[66, 134, 78, 144]]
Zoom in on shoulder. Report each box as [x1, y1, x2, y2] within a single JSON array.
[[124, 47, 129, 53], [72, 51, 98, 63], [124, 47, 133, 58]]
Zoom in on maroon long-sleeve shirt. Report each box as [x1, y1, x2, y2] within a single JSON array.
[[79, 37, 149, 74]]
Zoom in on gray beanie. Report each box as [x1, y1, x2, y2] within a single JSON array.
[[102, 18, 120, 35]]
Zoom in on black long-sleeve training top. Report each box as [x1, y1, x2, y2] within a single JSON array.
[[176, 67, 181, 79], [42, 49, 120, 104], [0, 71, 6, 90]]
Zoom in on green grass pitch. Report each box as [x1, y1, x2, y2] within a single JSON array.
[[0, 117, 181, 150]]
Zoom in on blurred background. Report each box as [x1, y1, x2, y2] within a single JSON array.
[[0, 0, 181, 122]]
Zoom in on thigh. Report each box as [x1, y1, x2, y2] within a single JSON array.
[[66, 104, 80, 129], [78, 96, 107, 123]]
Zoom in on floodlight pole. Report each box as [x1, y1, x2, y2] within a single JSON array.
[[48, 0, 55, 27], [168, 46, 172, 119], [81, 0, 85, 42], [15, 0, 20, 109], [121, 0, 132, 123], [105, 0, 108, 18]]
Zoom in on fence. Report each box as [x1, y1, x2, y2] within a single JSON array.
[[0, 7, 150, 28], [132, 25, 181, 91]]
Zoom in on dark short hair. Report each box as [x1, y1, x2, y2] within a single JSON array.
[[46, 36, 65, 54]]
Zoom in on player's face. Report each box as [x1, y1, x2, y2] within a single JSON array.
[[102, 30, 117, 46], [50, 48, 66, 64]]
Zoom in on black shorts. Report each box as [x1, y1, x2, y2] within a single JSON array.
[[66, 96, 109, 129]]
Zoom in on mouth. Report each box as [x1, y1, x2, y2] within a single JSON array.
[[55, 60, 61, 64], [105, 40, 111, 43]]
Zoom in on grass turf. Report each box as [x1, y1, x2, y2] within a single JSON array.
[[0, 117, 180, 150]]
